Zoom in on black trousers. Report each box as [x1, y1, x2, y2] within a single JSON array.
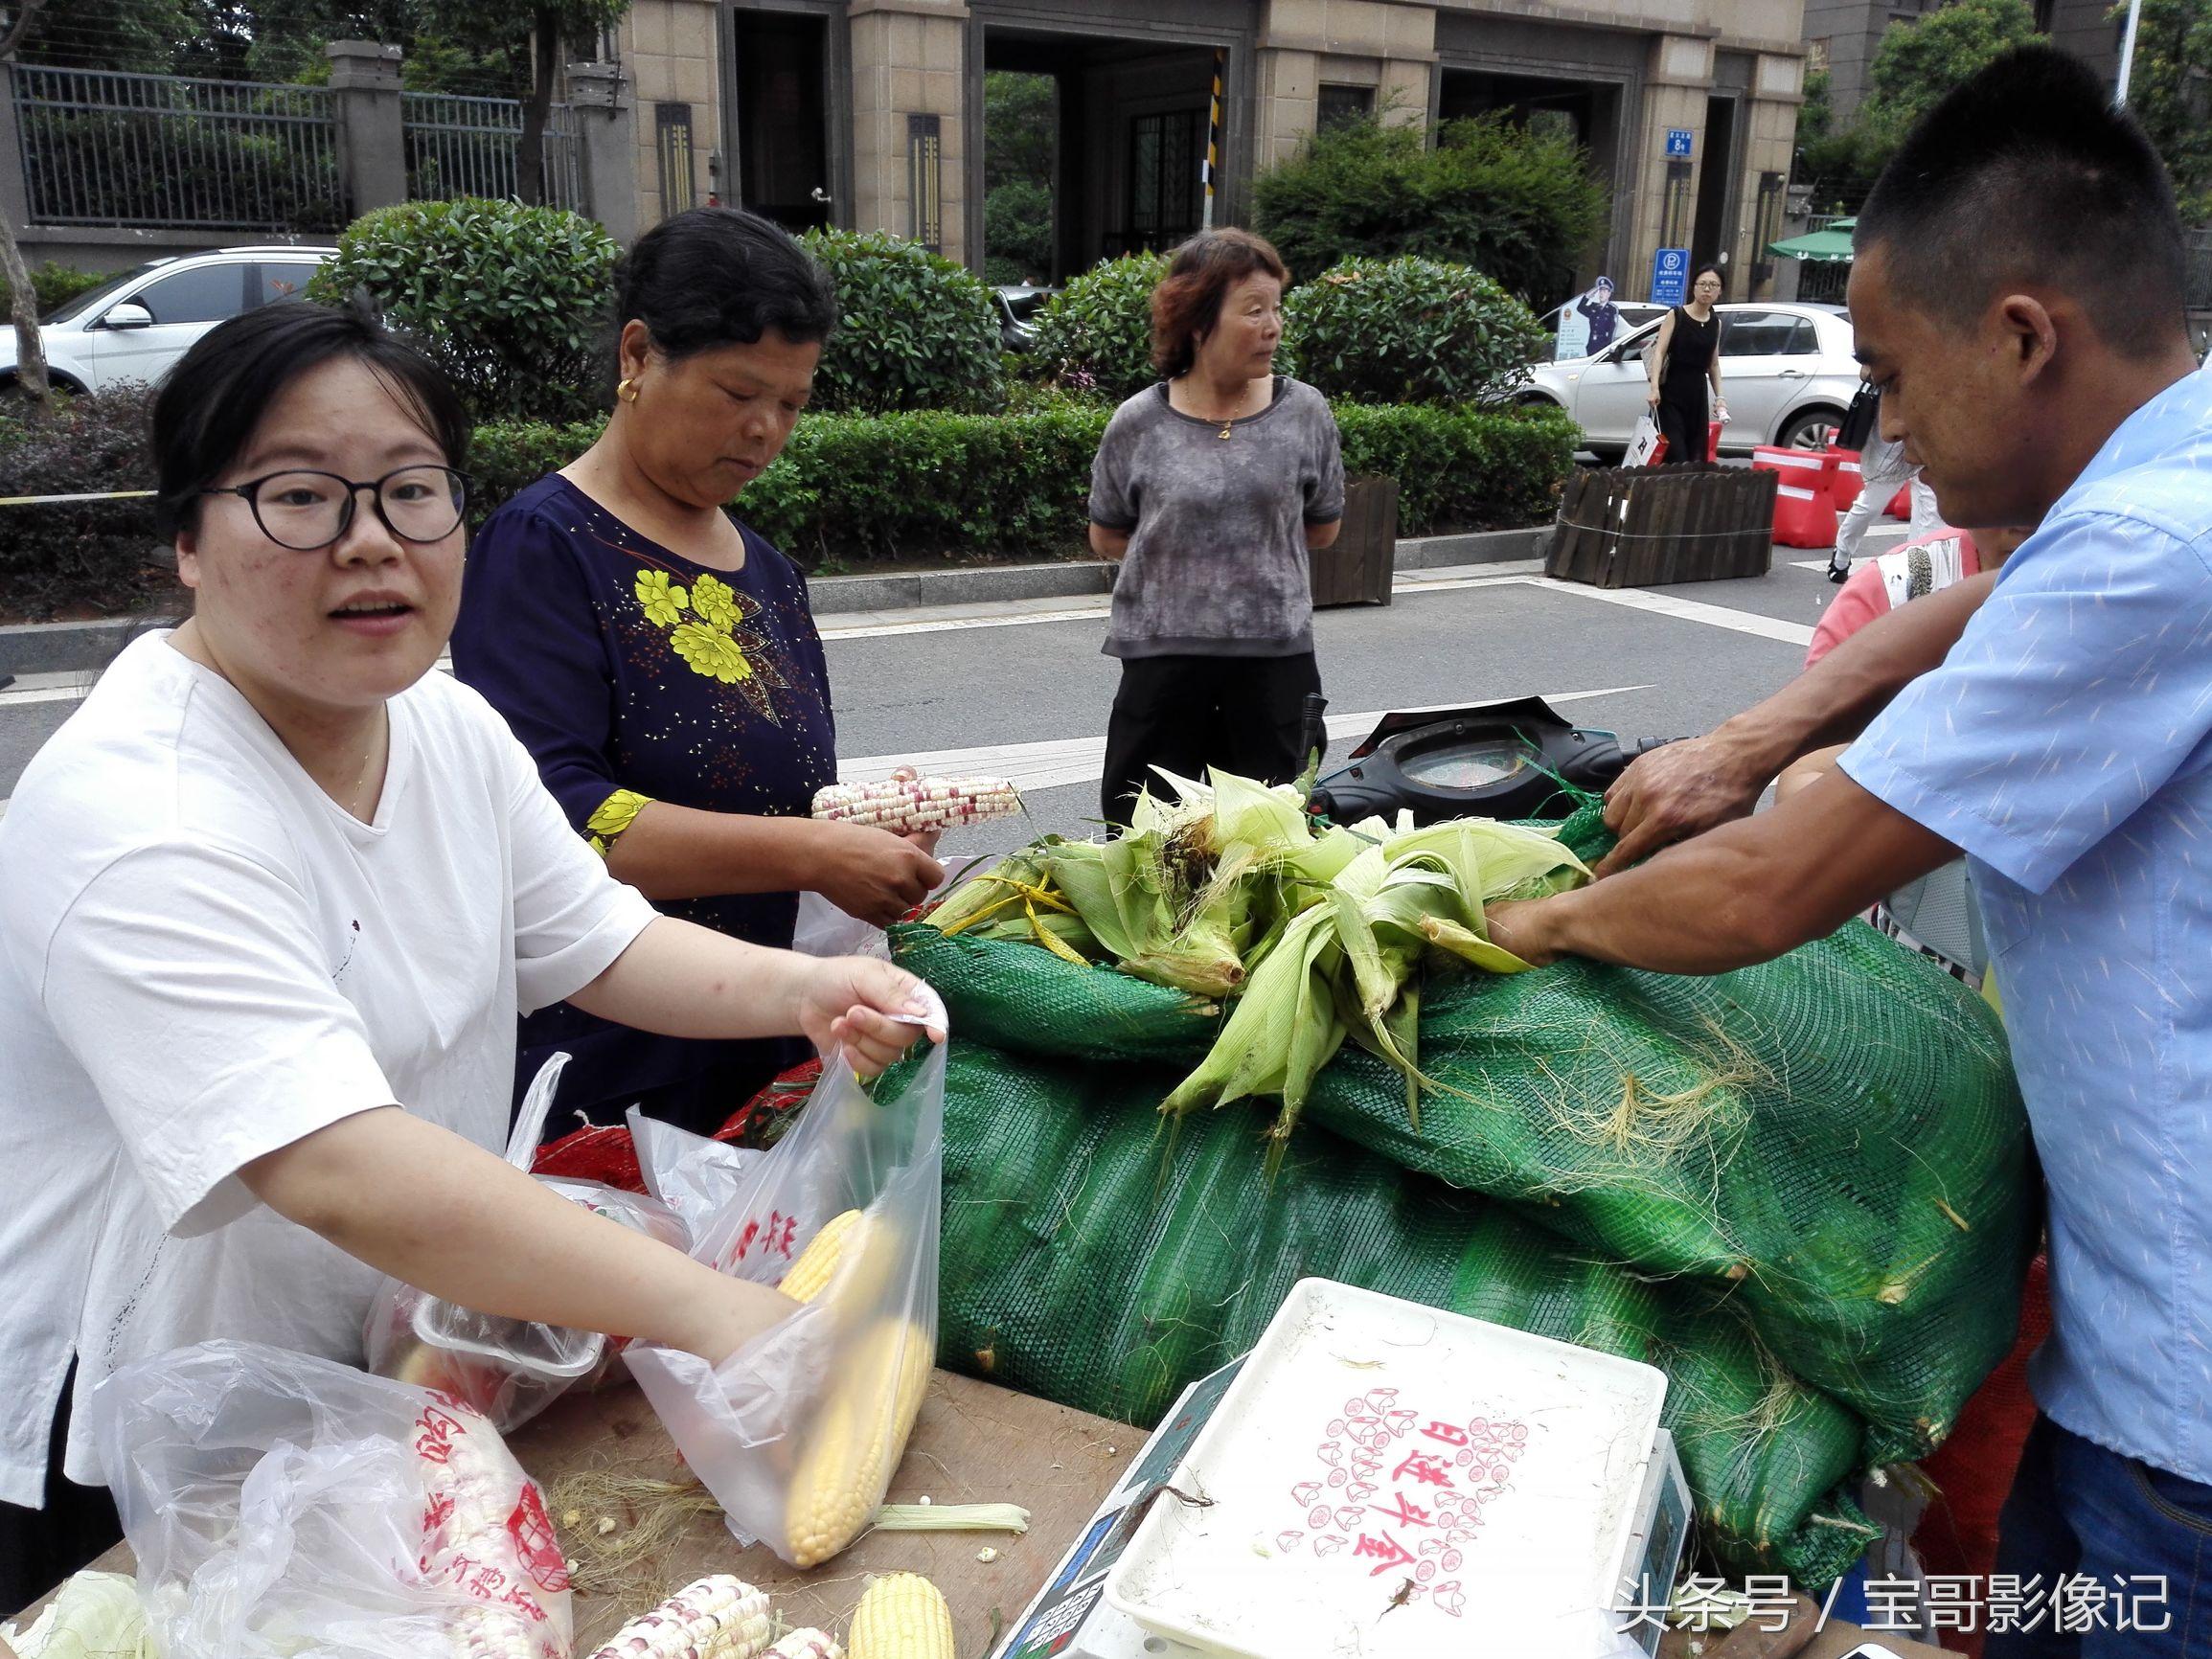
[[1655, 385, 1709, 466], [0, 1358, 123, 1612], [1101, 651, 1323, 826]]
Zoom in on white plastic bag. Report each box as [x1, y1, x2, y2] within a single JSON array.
[[91, 1340, 574, 1659], [628, 1105, 764, 1233], [790, 891, 889, 960], [624, 1042, 946, 1567], [364, 1053, 688, 1430], [1625, 413, 1664, 467]]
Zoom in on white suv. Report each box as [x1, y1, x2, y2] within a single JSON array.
[[4, 244, 335, 394]]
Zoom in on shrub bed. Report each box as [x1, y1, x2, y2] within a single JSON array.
[[470, 401, 1578, 566], [0, 397, 1576, 614]]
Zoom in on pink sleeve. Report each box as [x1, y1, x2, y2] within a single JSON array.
[[1805, 565, 1892, 667]]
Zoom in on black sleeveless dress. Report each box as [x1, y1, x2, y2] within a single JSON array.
[[1656, 306, 1719, 465]]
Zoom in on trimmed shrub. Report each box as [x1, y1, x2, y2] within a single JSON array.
[[1254, 112, 1609, 307], [1029, 252, 1171, 403], [467, 402, 1577, 566], [309, 197, 620, 424], [1285, 257, 1546, 408], [1335, 401, 1577, 534], [32, 261, 111, 316], [801, 228, 1004, 414], [0, 384, 174, 619]]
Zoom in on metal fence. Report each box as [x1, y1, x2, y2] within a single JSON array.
[[2187, 228, 2212, 312], [402, 92, 582, 211], [14, 64, 343, 230]]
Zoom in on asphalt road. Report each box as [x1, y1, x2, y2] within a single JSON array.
[[0, 546, 1883, 843]]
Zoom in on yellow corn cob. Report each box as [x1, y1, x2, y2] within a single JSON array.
[[779, 1210, 866, 1304], [584, 1575, 771, 1659], [810, 775, 1020, 833], [763, 1630, 842, 1659], [847, 1573, 954, 1659], [783, 1320, 934, 1567]]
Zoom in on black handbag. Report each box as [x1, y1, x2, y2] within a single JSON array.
[[1836, 380, 1881, 451]]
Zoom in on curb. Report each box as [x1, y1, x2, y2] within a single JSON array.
[[803, 525, 1551, 617], [0, 527, 1555, 675]]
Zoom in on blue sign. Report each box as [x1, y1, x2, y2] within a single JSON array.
[[1651, 247, 1690, 305], [1665, 127, 1694, 158]]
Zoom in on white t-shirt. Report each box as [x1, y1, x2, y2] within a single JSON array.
[[0, 634, 658, 1501]]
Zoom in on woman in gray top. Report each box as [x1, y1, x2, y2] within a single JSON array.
[[1087, 229, 1346, 825]]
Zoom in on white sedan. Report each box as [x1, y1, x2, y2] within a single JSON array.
[[4, 244, 334, 394], [1520, 302, 1860, 460]]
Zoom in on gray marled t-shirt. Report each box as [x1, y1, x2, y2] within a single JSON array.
[[1088, 375, 1345, 659]]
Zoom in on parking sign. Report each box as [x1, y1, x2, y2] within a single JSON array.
[[1650, 247, 1689, 305]]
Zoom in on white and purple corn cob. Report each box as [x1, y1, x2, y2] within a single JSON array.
[[811, 772, 1020, 834], [585, 1575, 774, 1659]]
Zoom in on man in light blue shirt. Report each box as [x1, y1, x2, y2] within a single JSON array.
[[1489, 47, 2212, 1657]]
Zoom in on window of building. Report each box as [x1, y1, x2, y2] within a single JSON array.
[[1129, 108, 1204, 242], [1317, 83, 1374, 130]]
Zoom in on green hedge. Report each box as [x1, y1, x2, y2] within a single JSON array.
[[0, 396, 1574, 615], [469, 401, 1578, 565]]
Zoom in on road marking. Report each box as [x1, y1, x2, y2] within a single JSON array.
[[1532, 580, 1815, 648], [835, 684, 1655, 791]]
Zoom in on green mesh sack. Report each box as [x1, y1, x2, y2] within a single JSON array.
[[892, 805, 2035, 1466], [921, 1040, 1875, 1585]]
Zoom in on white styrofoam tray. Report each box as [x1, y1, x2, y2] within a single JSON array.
[[1103, 1279, 1669, 1659]]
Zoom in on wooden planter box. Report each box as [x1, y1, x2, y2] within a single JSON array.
[[1310, 473, 1397, 607], [1545, 465, 1777, 589]]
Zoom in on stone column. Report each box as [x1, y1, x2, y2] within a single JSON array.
[[1737, 54, 1805, 300], [849, 0, 970, 257], [568, 59, 637, 244], [325, 40, 407, 216], [1625, 34, 1714, 305]]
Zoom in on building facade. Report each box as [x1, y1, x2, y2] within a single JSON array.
[[1804, 0, 2120, 127], [613, 0, 1810, 304]]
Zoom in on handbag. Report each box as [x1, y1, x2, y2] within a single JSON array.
[[1836, 380, 1881, 452], [1625, 414, 1664, 468]]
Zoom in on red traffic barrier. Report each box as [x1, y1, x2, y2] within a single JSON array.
[[1885, 483, 1912, 518], [1647, 420, 1726, 466], [1770, 480, 1839, 549]]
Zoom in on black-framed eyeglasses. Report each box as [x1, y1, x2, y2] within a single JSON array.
[[198, 465, 471, 553]]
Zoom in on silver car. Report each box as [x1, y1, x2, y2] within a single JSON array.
[[1520, 302, 1859, 459]]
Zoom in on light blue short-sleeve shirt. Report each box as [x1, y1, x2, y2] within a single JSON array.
[[1840, 368, 2212, 1481]]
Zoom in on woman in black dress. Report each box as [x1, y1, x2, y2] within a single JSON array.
[[1645, 263, 1727, 465]]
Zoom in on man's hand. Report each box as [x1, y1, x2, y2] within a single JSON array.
[[795, 956, 946, 1077], [1595, 726, 1771, 878], [1482, 898, 1562, 967]]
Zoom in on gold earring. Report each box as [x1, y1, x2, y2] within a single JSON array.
[[618, 376, 639, 404]]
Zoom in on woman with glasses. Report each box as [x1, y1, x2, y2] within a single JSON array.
[[1645, 263, 1728, 466], [0, 298, 940, 1606], [450, 208, 941, 1137]]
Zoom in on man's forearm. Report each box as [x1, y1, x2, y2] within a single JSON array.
[[1719, 569, 1995, 776]]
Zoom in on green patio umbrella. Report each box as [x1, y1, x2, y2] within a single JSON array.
[[1768, 217, 1857, 262]]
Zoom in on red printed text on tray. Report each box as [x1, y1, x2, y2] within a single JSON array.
[[1278, 1389, 1530, 1621]]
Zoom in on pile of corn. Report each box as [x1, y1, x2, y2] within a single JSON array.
[[584, 1571, 949, 1659], [924, 768, 1588, 1156]]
